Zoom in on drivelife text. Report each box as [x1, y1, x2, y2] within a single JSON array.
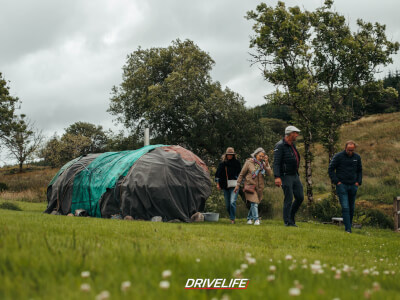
[[184, 278, 249, 289]]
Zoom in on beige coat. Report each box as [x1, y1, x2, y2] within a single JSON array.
[[236, 158, 272, 204]]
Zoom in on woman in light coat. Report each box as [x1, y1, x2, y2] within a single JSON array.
[[234, 147, 272, 225]]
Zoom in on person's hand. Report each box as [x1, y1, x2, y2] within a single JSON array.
[[275, 177, 282, 187], [355, 182, 359, 186], [216, 183, 221, 190], [234, 186, 239, 194], [337, 182, 342, 185], [264, 155, 269, 164]]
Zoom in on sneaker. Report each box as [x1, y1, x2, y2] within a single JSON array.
[[247, 219, 253, 225], [254, 220, 260, 225], [230, 220, 235, 224]]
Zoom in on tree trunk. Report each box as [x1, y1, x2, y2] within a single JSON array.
[[328, 129, 338, 203], [19, 161, 23, 173], [303, 129, 314, 206]]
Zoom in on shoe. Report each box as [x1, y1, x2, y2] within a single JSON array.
[[254, 220, 260, 226], [284, 222, 290, 226], [230, 220, 235, 224], [247, 219, 253, 225], [345, 230, 352, 233], [289, 223, 298, 227]]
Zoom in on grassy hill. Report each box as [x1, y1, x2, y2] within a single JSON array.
[[1, 201, 400, 300]]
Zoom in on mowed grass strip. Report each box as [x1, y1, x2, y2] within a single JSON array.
[[1, 201, 400, 300]]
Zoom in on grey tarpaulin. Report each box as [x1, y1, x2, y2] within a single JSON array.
[[119, 147, 210, 222], [45, 153, 101, 215]]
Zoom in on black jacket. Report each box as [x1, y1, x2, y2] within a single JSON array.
[[273, 138, 300, 178], [328, 150, 362, 185], [215, 159, 242, 190]]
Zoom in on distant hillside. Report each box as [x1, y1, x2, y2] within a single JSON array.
[[310, 112, 400, 215]]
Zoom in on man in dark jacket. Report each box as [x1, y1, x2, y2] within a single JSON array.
[[328, 140, 362, 233], [273, 126, 303, 227]]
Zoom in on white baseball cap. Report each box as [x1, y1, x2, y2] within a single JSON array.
[[285, 125, 301, 135]]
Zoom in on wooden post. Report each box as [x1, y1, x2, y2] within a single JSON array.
[[394, 196, 400, 232]]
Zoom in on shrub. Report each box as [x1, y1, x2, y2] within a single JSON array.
[[0, 202, 22, 211], [354, 208, 394, 229], [309, 196, 342, 222], [0, 182, 8, 192]]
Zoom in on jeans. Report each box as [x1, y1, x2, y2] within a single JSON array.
[[247, 202, 259, 221], [223, 187, 238, 220], [336, 183, 358, 232], [282, 174, 304, 225]]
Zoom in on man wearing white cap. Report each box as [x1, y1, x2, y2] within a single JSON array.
[[273, 126, 304, 227]]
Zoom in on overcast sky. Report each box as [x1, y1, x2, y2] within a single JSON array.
[[1, 0, 400, 139]]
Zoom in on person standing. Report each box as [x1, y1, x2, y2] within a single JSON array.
[[234, 148, 272, 225], [273, 126, 304, 227], [215, 147, 242, 224], [328, 141, 362, 233]]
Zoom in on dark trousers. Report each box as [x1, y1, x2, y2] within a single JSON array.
[[336, 184, 358, 232], [282, 174, 304, 224]]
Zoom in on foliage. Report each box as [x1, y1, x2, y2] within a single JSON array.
[[105, 130, 144, 152], [0, 201, 22, 211], [0, 182, 8, 192], [1, 115, 43, 172], [39, 134, 91, 167], [0, 72, 19, 140], [250, 103, 293, 122], [109, 39, 264, 164], [65, 122, 108, 153], [247, 0, 399, 202], [40, 122, 108, 167]]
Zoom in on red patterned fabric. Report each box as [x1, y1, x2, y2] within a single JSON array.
[[161, 146, 208, 173]]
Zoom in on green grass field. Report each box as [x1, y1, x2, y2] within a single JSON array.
[[1, 200, 400, 300]]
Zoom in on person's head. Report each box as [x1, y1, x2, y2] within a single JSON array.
[[285, 126, 301, 142], [222, 147, 237, 161], [345, 140, 357, 156], [251, 147, 266, 161]]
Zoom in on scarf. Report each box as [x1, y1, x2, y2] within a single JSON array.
[[251, 158, 265, 178]]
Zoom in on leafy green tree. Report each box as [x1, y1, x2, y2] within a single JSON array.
[[247, 0, 399, 202], [65, 121, 108, 153], [109, 39, 261, 164], [0, 73, 19, 140], [2, 115, 43, 172]]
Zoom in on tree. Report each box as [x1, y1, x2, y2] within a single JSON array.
[[109, 39, 262, 164], [40, 133, 92, 167], [65, 121, 108, 153], [0, 72, 19, 140], [2, 115, 43, 172], [310, 0, 399, 162], [247, 0, 399, 203]]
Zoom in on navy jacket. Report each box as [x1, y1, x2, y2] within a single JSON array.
[[328, 150, 362, 185], [215, 159, 242, 190], [273, 138, 300, 178]]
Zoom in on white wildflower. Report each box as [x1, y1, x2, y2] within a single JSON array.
[[289, 287, 301, 296], [162, 270, 172, 278], [121, 281, 131, 292], [267, 275, 275, 282], [95, 291, 110, 300], [159, 281, 170, 289], [80, 283, 90, 292]]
